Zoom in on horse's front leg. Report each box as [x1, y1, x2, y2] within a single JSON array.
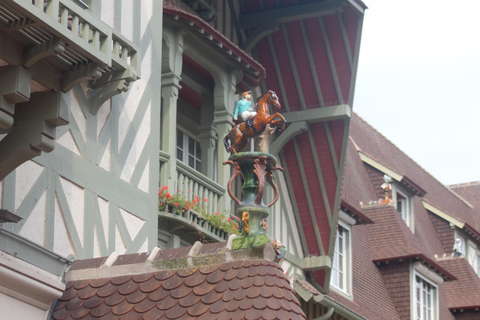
[[266, 113, 286, 132]]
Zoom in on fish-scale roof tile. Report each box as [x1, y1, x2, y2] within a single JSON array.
[[52, 243, 305, 320]]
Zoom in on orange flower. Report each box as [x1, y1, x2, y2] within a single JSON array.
[[204, 198, 207, 202], [175, 203, 178, 207], [215, 212, 219, 216], [186, 204, 190, 210]]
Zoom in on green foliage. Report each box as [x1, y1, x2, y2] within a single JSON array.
[[200, 210, 241, 236]]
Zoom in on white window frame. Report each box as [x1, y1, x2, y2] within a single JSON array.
[[454, 233, 466, 256], [393, 184, 413, 230], [468, 242, 477, 272], [455, 231, 480, 276], [176, 128, 202, 172], [411, 262, 441, 320], [331, 212, 354, 297]]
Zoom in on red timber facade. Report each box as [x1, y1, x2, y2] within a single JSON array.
[[240, 0, 367, 294]]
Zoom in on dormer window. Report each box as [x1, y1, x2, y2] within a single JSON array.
[[393, 185, 412, 228]]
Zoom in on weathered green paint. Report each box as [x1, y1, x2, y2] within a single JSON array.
[[319, 16, 343, 105], [0, 228, 71, 277], [270, 121, 308, 156], [238, 0, 346, 29], [327, 118, 350, 255], [348, 14, 364, 107], [36, 147, 151, 219], [283, 104, 352, 124], [267, 35, 290, 112], [279, 151, 309, 256], [240, 21, 279, 53], [281, 23, 306, 111], [54, 174, 84, 257], [299, 20, 325, 108], [45, 168, 55, 251], [307, 126, 333, 227], [13, 169, 48, 235], [293, 137, 325, 256], [324, 122, 339, 175]]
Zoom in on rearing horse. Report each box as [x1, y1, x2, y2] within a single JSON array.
[[224, 90, 286, 154]]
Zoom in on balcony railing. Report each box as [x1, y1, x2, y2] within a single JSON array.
[[158, 207, 230, 242], [175, 160, 225, 215], [2, 0, 139, 76]]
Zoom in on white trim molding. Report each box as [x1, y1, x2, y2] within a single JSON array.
[[0, 251, 65, 311]]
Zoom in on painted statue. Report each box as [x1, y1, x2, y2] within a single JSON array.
[[224, 90, 286, 154], [234, 91, 256, 127]]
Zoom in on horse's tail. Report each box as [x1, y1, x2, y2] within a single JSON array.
[[223, 134, 231, 154]]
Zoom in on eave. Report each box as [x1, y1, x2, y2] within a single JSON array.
[[341, 200, 374, 225], [358, 151, 426, 197], [373, 254, 456, 282], [163, 1, 266, 87]]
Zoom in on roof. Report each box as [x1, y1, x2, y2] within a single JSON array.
[[52, 241, 305, 320], [163, 0, 266, 87], [437, 257, 480, 311], [350, 113, 480, 234], [449, 181, 480, 216]]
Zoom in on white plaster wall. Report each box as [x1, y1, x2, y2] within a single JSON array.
[[0, 293, 48, 320], [14, 161, 44, 211], [1, 0, 157, 265]]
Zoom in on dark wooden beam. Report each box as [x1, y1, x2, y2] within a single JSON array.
[[238, 0, 346, 29]]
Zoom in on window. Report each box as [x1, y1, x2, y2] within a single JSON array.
[[415, 275, 436, 320], [412, 262, 440, 320], [468, 243, 477, 271], [456, 232, 480, 277], [177, 129, 202, 172], [393, 185, 412, 228], [331, 217, 352, 295]]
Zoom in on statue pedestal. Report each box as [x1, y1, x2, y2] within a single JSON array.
[[224, 152, 282, 250]]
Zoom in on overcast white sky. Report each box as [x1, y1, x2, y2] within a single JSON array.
[[353, 0, 480, 186]]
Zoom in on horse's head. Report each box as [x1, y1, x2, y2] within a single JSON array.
[[267, 90, 281, 110]]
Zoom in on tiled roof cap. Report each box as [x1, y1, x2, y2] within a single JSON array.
[[53, 241, 306, 319]]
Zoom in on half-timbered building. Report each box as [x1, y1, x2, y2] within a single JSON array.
[[3, 0, 479, 320]]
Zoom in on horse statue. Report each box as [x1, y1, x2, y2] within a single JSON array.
[[224, 90, 286, 154]]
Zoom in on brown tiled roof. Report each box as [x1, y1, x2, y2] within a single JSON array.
[[350, 113, 479, 232], [450, 181, 480, 216], [52, 242, 305, 320], [437, 257, 480, 311], [341, 139, 379, 219], [361, 204, 455, 281]]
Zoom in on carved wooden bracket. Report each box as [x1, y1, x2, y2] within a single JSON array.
[[0, 91, 69, 181]]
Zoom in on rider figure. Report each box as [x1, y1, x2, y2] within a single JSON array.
[[234, 91, 256, 127]]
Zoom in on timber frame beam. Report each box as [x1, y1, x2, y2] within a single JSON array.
[[0, 0, 141, 181], [238, 0, 347, 29]]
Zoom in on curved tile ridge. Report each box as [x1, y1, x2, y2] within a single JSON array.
[[53, 243, 306, 320]]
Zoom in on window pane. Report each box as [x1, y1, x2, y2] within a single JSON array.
[[397, 200, 403, 214], [196, 141, 201, 158], [189, 137, 195, 155], [196, 160, 201, 172], [177, 148, 183, 161], [188, 155, 194, 168], [177, 130, 183, 148]]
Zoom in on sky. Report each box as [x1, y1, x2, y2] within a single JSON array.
[[353, 0, 480, 186]]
